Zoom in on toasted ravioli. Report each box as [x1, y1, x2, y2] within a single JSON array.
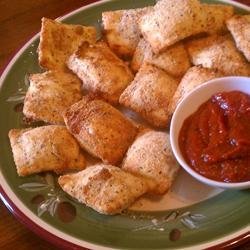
[[226, 15, 250, 62], [202, 4, 234, 34], [102, 7, 152, 58], [119, 63, 178, 128], [38, 17, 96, 70], [23, 71, 82, 124], [63, 97, 137, 165], [122, 131, 179, 195], [130, 39, 148, 73], [8, 126, 86, 177], [139, 0, 206, 53], [131, 39, 191, 76], [169, 66, 223, 115], [186, 34, 250, 76], [67, 41, 134, 104], [58, 164, 150, 215]]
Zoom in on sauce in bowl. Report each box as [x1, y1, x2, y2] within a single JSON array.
[[179, 91, 250, 183]]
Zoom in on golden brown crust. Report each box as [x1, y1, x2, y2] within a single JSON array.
[[102, 7, 152, 58], [23, 70, 82, 124], [130, 38, 147, 72], [131, 39, 191, 77], [226, 15, 250, 62], [169, 66, 224, 116], [38, 17, 96, 70], [119, 63, 178, 128], [67, 41, 134, 104], [139, 0, 206, 54], [186, 34, 250, 76], [8, 125, 86, 176], [63, 97, 138, 165], [58, 164, 150, 215], [202, 4, 234, 34], [122, 131, 179, 195]]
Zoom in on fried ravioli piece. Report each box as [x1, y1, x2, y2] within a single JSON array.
[[102, 7, 152, 58], [38, 17, 96, 70], [119, 63, 178, 128], [58, 164, 151, 215], [122, 131, 179, 195], [169, 66, 223, 115], [67, 41, 134, 104], [139, 0, 206, 54], [186, 34, 250, 76], [8, 125, 86, 177], [63, 97, 137, 165], [202, 4, 234, 34], [226, 15, 250, 62], [23, 71, 82, 124], [131, 39, 191, 76]]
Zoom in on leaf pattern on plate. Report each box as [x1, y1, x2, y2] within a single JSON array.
[[19, 182, 49, 192], [181, 213, 207, 229], [38, 196, 60, 217], [19, 173, 76, 222], [132, 210, 206, 232]]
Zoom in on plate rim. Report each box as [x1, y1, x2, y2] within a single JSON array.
[[1, 181, 249, 250], [0, 0, 249, 249]]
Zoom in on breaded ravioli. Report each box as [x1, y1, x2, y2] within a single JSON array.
[[23, 70, 82, 124], [67, 41, 134, 104], [8, 125, 86, 177], [122, 131, 179, 195], [202, 4, 234, 34], [38, 17, 96, 70], [131, 39, 191, 77], [102, 7, 152, 58], [63, 97, 137, 165], [139, 0, 206, 53], [169, 66, 224, 115], [226, 15, 250, 62], [58, 164, 151, 215], [186, 34, 250, 76], [119, 63, 178, 128]]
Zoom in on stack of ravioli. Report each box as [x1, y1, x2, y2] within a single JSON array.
[[9, 0, 250, 215]]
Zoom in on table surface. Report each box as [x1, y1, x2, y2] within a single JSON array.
[[0, 0, 249, 249]]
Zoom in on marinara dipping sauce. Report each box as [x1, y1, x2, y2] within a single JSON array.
[[179, 91, 250, 183]]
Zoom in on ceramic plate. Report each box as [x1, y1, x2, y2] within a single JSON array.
[[0, 0, 249, 249]]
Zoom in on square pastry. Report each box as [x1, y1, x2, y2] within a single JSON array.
[[67, 41, 134, 104], [8, 125, 86, 176], [139, 0, 206, 53], [119, 63, 178, 128], [169, 66, 224, 115], [131, 39, 191, 77], [102, 7, 152, 58], [226, 15, 250, 62], [202, 4, 234, 34], [58, 164, 151, 215], [186, 34, 250, 76], [38, 17, 96, 70], [122, 131, 179, 195], [63, 96, 138, 165], [23, 70, 82, 124]]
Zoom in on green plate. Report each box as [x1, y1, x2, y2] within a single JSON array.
[[0, 0, 249, 249]]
